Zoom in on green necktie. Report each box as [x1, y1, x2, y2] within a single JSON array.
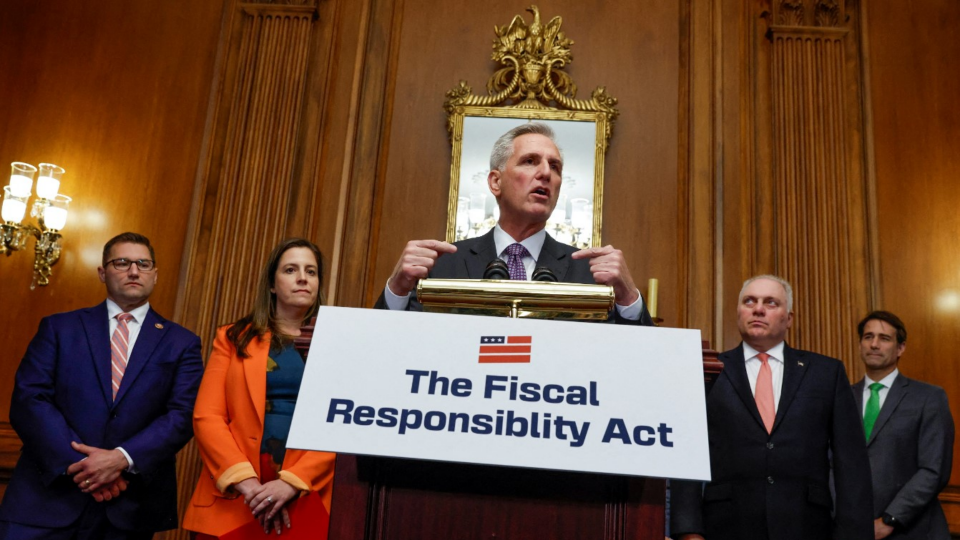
[[863, 382, 884, 440]]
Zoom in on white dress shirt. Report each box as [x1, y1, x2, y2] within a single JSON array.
[[862, 369, 899, 415], [106, 299, 149, 351], [105, 298, 151, 471], [743, 341, 786, 412], [383, 225, 644, 319]]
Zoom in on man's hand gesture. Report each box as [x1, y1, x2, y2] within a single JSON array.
[[572, 245, 640, 305], [387, 240, 457, 296]]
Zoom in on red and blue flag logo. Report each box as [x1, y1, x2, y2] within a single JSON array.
[[478, 336, 532, 363]]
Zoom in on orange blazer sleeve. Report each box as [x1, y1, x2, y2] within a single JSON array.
[[193, 326, 260, 493], [279, 449, 336, 494]]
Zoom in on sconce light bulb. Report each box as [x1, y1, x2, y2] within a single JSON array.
[[9, 175, 33, 198], [36, 176, 61, 200]]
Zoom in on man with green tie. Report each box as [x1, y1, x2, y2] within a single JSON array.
[[854, 311, 955, 540]]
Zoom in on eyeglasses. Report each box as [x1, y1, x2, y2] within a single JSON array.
[[104, 258, 156, 272]]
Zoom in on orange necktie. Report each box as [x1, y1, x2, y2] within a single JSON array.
[[755, 352, 775, 433]]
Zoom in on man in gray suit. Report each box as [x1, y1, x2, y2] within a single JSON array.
[[853, 310, 955, 539]]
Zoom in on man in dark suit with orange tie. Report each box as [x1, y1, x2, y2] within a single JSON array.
[[671, 275, 873, 540], [374, 122, 652, 326], [0, 232, 203, 540]]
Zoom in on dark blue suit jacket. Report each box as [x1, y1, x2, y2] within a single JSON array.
[[0, 302, 203, 532], [671, 344, 874, 540], [374, 229, 654, 326]]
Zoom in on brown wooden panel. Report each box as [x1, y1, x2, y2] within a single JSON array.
[[179, 1, 320, 344], [328, 0, 404, 309], [307, 0, 372, 306], [0, 0, 224, 500], [0, 423, 19, 501], [708, 0, 874, 378], [768, 22, 870, 377], [328, 455, 665, 540], [866, 0, 960, 531]]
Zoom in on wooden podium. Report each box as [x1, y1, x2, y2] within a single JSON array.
[[296, 321, 721, 540]]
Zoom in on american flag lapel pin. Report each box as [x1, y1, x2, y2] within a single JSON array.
[[155, 323, 164, 329]]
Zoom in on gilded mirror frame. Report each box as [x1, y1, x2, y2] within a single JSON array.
[[442, 6, 619, 249], [446, 108, 609, 248]]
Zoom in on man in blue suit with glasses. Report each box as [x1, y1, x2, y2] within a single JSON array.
[[0, 232, 203, 540]]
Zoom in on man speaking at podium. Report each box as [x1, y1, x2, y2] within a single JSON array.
[[375, 122, 653, 326]]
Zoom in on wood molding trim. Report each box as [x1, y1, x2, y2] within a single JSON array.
[[327, 0, 405, 309], [0, 422, 18, 502], [0, 422, 19, 482], [678, 0, 722, 345], [853, 0, 881, 310], [942, 486, 960, 534]]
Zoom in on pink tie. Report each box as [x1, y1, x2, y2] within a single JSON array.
[[111, 313, 134, 400], [755, 352, 775, 433]]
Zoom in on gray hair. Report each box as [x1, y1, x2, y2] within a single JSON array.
[[739, 274, 794, 312], [489, 122, 562, 172]]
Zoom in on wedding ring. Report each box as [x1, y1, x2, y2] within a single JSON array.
[[84, 480, 91, 486], [266, 496, 273, 503]]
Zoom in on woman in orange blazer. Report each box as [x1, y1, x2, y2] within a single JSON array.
[[184, 238, 335, 538]]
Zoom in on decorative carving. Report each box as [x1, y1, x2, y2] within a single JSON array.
[[490, 6, 572, 104], [443, 5, 618, 141], [772, 0, 846, 28], [777, 1, 805, 26], [815, 0, 842, 27]]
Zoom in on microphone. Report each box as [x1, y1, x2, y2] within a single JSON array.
[[483, 259, 510, 280], [531, 266, 557, 282]]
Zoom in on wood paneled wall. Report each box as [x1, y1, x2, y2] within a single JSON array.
[[0, 0, 224, 498], [766, 0, 874, 374], [866, 0, 960, 529], [1, 0, 958, 536], [696, 0, 874, 374]]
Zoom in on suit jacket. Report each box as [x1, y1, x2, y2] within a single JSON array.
[[183, 326, 336, 536], [374, 229, 654, 325], [671, 343, 874, 540], [0, 302, 203, 532], [852, 375, 954, 539]]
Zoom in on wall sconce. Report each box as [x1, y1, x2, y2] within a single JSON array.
[[1, 162, 72, 288]]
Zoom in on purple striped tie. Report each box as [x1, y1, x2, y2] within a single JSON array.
[[505, 243, 529, 281], [111, 313, 134, 400]]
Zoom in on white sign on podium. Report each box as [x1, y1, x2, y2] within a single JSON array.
[[288, 306, 710, 481]]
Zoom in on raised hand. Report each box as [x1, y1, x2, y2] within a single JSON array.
[[387, 240, 457, 296], [571, 245, 640, 305]]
